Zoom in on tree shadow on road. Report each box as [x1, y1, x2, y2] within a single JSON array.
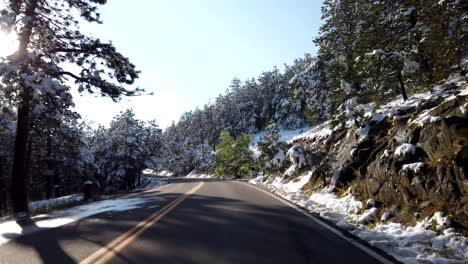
[[2, 216, 76, 263], [0, 180, 397, 264]]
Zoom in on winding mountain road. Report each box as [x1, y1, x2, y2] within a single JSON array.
[[0, 178, 398, 264]]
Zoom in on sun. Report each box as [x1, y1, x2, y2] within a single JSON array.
[[0, 30, 19, 58]]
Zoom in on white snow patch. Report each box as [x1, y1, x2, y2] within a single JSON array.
[[409, 108, 442, 127], [144, 170, 174, 177], [185, 171, 213, 179], [458, 85, 468, 97], [356, 124, 370, 143], [359, 207, 379, 224], [430, 212, 451, 230], [395, 143, 416, 157], [289, 122, 332, 145], [30, 194, 84, 212], [402, 162, 424, 174], [460, 102, 467, 115]]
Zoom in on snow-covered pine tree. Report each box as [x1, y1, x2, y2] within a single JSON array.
[[289, 55, 331, 125], [0, 0, 142, 213], [142, 120, 164, 173], [258, 123, 287, 172], [94, 110, 147, 192], [162, 122, 186, 175]]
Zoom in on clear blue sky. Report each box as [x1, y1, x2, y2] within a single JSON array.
[[73, 0, 324, 128]]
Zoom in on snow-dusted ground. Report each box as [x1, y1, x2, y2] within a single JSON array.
[[250, 175, 468, 264], [0, 197, 149, 246], [288, 121, 332, 144]]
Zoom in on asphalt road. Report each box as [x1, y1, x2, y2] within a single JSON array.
[[0, 178, 396, 264]]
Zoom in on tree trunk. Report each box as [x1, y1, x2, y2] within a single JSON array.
[[45, 132, 53, 199], [397, 73, 408, 101], [10, 0, 39, 214], [11, 85, 32, 213], [25, 139, 32, 195], [0, 159, 6, 213]]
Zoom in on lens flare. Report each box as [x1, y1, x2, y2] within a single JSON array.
[[0, 30, 19, 58]]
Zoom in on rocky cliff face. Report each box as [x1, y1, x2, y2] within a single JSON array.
[[285, 77, 468, 233]]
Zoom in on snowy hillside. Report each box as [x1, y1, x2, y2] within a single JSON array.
[[250, 77, 468, 264]]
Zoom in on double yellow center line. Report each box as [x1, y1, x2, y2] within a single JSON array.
[[80, 182, 205, 264]]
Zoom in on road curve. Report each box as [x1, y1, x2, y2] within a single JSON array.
[[0, 178, 396, 264]]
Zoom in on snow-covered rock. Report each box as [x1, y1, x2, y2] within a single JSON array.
[[395, 143, 416, 157], [401, 162, 424, 174], [430, 212, 451, 230], [358, 207, 379, 224], [381, 212, 392, 221]]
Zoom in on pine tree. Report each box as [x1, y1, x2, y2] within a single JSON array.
[[214, 131, 255, 179], [258, 123, 287, 172], [94, 110, 147, 192], [0, 0, 142, 214]]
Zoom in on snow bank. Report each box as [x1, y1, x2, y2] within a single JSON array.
[[185, 171, 213, 179], [143, 169, 174, 177], [30, 194, 84, 212], [249, 175, 468, 264], [0, 197, 149, 246]]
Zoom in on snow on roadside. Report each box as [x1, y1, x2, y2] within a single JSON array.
[[142, 169, 174, 177], [185, 170, 213, 179], [0, 197, 149, 246], [29, 176, 165, 213], [249, 175, 468, 264], [158, 170, 174, 177], [30, 194, 84, 212]]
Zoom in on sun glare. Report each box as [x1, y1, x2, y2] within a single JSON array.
[[0, 30, 19, 58]]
